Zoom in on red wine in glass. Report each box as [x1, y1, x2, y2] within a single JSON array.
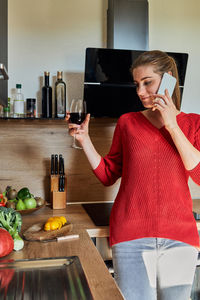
[[69, 99, 86, 149], [69, 112, 86, 125]]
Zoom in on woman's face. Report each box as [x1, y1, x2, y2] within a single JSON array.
[[132, 65, 162, 108]]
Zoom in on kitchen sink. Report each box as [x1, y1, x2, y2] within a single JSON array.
[[0, 256, 93, 300]]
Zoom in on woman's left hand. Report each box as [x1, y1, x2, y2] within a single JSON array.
[[152, 89, 179, 132]]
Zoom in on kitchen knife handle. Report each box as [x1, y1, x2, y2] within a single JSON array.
[[57, 234, 79, 241], [51, 154, 55, 175], [59, 154, 62, 175], [62, 157, 65, 175], [55, 154, 58, 175]]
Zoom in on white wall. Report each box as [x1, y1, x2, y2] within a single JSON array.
[[149, 0, 200, 114], [8, 0, 107, 113], [8, 0, 200, 115]]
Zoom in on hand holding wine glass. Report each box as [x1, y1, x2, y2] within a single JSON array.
[[68, 99, 87, 149], [66, 100, 101, 170]]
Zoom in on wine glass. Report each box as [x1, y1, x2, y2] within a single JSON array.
[[69, 99, 87, 149]]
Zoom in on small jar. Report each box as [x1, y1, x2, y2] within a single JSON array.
[[26, 98, 36, 118], [13, 84, 24, 118]]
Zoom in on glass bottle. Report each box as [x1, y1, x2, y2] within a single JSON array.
[[3, 97, 10, 118], [42, 71, 52, 118], [26, 98, 36, 118], [13, 84, 25, 118], [55, 71, 66, 118]]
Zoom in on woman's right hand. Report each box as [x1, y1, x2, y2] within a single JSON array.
[[66, 112, 101, 169], [65, 113, 91, 145]]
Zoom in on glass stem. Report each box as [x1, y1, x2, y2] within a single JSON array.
[[72, 135, 76, 148]]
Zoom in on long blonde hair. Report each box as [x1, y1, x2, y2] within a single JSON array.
[[131, 50, 180, 110]]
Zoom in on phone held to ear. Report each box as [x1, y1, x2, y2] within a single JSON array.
[[157, 72, 177, 98]]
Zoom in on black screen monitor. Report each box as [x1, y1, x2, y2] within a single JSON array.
[[84, 48, 188, 118]]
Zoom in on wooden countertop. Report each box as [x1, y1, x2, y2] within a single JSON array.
[[4, 204, 123, 300]]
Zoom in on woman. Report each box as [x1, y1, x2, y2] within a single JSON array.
[[67, 50, 200, 300]]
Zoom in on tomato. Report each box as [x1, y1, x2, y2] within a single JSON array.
[[0, 194, 7, 206], [0, 229, 14, 258]]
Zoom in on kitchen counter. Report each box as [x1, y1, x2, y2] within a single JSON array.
[[3, 199, 200, 299], [4, 204, 123, 300]]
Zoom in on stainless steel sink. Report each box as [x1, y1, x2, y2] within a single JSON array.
[[0, 256, 93, 300]]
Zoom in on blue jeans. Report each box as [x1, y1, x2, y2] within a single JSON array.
[[112, 238, 198, 300]]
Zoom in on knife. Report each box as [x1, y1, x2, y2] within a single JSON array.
[[59, 176, 62, 192], [58, 154, 63, 192], [62, 157, 65, 175], [58, 154, 61, 191], [61, 157, 65, 191], [59, 154, 62, 175], [41, 234, 79, 243], [51, 154, 55, 175], [55, 154, 58, 175], [59, 175, 65, 192]]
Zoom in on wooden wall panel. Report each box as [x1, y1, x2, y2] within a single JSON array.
[[0, 118, 120, 203], [1, 118, 199, 203]]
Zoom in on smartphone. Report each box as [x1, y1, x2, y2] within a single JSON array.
[[157, 72, 177, 97]]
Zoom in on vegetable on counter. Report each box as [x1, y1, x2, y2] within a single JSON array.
[[0, 207, 24, 251], [0, 228, 14, 257], [4, 186, 45, 210], [44, 216, 67, 231], [6, 187, 17, 200], [24, 197, 37, 209], [6, 201, 16, 209], [0, 193, 7, 207], [17, 187, 31, 201], [35, 197, 45, 207], [16, 199, 26, 211]]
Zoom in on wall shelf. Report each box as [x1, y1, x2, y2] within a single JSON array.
[[0, 117, 65, 120]]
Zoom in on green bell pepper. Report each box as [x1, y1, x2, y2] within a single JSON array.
[[17, 187, 31, 200]]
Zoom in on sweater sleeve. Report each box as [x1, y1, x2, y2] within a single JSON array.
[[187, 121, 200, 185], [93, 120, 122, 186]]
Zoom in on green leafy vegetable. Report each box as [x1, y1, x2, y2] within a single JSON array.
[[0, 207, 24, 251]]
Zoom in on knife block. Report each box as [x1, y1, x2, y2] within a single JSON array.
[[50, 175, 67, 209]]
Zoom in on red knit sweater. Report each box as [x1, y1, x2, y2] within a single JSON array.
[[93, 111, 200, 247]]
